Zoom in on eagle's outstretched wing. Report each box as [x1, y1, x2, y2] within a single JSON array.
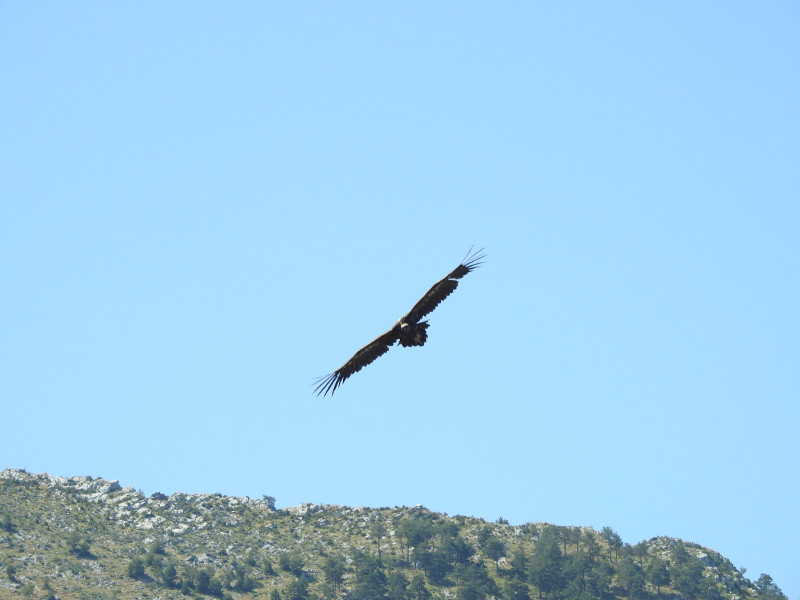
[[314, 247, 485, 397], [404, 247, 485, 324], [314, 328, 400, 397]]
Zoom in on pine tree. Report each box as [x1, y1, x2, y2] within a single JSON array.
[[353, 558, 388, 599], [646, 556, 670, 596], [387, 570, 410, 600], [408, 574, 431, 600], [529, 528, 564, 598], [754, 574, 788, 600], [323, 554, 347, 597], [617, 555, 645, 599]]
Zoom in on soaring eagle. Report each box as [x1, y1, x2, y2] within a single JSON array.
[[314, 247, 485, 396]]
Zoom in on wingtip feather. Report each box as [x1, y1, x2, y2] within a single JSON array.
[[462, 246, 486, 272], [313, 373, 340, 397]]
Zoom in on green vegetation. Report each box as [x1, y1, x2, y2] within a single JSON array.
[[0, 469, 787, 600]]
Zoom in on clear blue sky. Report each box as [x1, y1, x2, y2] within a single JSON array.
[[2, 2, 798, 597]]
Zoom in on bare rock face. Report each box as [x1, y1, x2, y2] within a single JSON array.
[[0, 468, 39, 483], [0, 468, 278, 531], [55, 474, 123, 500], [2, 469, 122, 501]]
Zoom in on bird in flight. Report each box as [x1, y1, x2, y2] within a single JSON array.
[[314, 247, 485, 396]]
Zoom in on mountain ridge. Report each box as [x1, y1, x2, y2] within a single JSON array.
[[0, 469, 787, 600]]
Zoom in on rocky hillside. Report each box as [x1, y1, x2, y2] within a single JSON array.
[[0, 469, 787, 600]]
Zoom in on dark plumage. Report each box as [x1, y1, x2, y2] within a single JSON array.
[[314, 247, 485, 397]]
